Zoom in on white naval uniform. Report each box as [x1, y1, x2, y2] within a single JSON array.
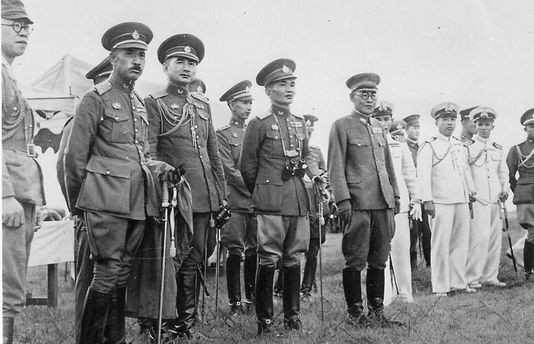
[[384, 135, 418, 305], [466, 135, 510, 285], [417, 133, 474, 293]]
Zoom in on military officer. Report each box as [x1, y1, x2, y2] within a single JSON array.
[[144, 34, 226, 339], [64, 22, 163, 344], [507, 108, 534, 281], [372, 105, 420, 305], [2, 2, 44, 342], [240, 58, 322, 334], [217, 80, 257, 315], [56, 56, 112, 344], [459, 106, 478, 144], [465, 107, 509, 289], [417, 102, 476, 296], [300, 114, 328, 299], [328, 74, 400, 327]]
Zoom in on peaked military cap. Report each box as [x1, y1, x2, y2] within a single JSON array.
[[346, 73, 380, 92], [256, 58, 296, 86], [219, 80, 253, 103], [303, 114, 319, 127], [390, 120, 407, 136], [85, 56, 112, 81], [102, 22, 152, 51], [189, 78, 206, 94], [373, 101, 393, 118], [1, 0, 33, 23], [403, 114, 420, 127], [471, 106, 497, 122], [459, 106, 478, 121], [431, 102, 460, 119], [520, 108, 534, 126], [157, 34, 205, 64]]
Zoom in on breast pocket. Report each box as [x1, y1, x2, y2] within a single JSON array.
[[102, 111, 132, 143], [264, 130, 283, 156], [229, 141, 242, 161]]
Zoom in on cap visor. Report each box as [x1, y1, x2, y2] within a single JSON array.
[[114, 42, 147, 50]]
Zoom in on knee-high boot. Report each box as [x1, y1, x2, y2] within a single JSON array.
[[244, 253, 257, 303], [79, 288, 111, 344], [226, 254, 242, 314], [104, 287, 126, 344], [283, 264, 301, 330], [256, 264, 275, 335]]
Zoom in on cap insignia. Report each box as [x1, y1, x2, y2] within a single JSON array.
[[445, 103, 454, 112], [245, 86, 250, 93], [184, 46, 191, 53], [131, 30, 140, 40], [282, 65, 291, 74], [196, 86, 203, 93]]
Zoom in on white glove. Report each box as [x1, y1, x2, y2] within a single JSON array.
[[410, 202, 422, 221]]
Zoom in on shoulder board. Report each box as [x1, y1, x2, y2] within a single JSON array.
[[492, 142, 502, 150], [191, 91, 209, 104], [150, 89, 168, 99], [310, 144, 321, 150], [218, 124, 231, 131], [257, 111, 272, 120], [94, 81, 112, 95], [292, 113, 303, 119]]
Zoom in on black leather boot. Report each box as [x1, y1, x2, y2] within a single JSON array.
[[256, 264, 275, 335], [342, 267, 368, 327], [524, 240, 534, 280], [283, 264, 302, 330], [79, 288, 111, 344], [274, 266, 283, 297], [244, 253, 257, 304], [226, 254, 243, 315], [301, 255, 317, 298], [104, 287, 126, 344], [3, 317, 14, 344], [367, 268, 402, 327], [172, 270, 197, 339]]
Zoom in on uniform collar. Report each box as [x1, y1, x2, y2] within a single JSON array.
[[167, 82, 189, 97], [352, 110, 371, 125], [271, 104, 290, 117], [1, 55, 15, 80], [108, 74, 135, 93], [475, 135, 490, 144], [437, 132, 452, 142], [407, 138, 419, 146], [230, 118, 246, 129]]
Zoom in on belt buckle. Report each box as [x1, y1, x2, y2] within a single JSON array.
[[26, 143, 37, 157]]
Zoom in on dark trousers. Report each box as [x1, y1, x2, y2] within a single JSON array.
[[410, 208, 431, 268], [74, 218, 93, 342]]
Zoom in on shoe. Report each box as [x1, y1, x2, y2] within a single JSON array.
[[465, 287, 477, 293], [434, 292, 448, 297], [283, 318, 302, 331], [229, 301, 242, 316], [368, 311, 404, 328], [468, 282, 482, 289], [300, 290, 312, 302], [347, 313, 371, 327], [485, 281, 506, 287], [257, 318, 273, 335]]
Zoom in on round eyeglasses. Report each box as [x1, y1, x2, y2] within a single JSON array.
[[2, 21, 33, 34]]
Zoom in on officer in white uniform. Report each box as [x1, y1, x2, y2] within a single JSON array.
[[417, 102, 476, 295], [465, 107, 509, 288], [372, 104, 421, 304]]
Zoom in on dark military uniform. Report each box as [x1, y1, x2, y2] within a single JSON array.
[[507, 108, 534, 278], [2, 40, 45, 320], [144, 34, 226, 338], [217, 119, 258, 308], [328, 72, 399, 325], [57, 57, 113, 343]]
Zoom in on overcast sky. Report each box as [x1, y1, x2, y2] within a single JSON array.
[[14, 0, 534, 153]]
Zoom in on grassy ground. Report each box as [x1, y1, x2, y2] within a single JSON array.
[[17, 213, 534, 344]]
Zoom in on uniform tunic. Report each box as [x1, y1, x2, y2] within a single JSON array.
[[417, 133, 474, 293], [328, 111, 399, 270], [64, 76, 150, 292], [217, 120, 257, 256], [507, 138, 534, 239], [2, 58, 45, 317], [240, 106, 319, 266], [466, 135, 509, 285]]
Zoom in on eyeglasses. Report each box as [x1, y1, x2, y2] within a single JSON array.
[[2, 21, 33, 34], [353, 90, 377, 100]]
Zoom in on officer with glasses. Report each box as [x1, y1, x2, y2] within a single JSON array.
[[328, 73, 401, 328]]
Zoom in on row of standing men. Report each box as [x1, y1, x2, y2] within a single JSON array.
[[3, 7, 534, 343]]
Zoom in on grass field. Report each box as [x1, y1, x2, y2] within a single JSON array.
[[17, 213, 534, 344]]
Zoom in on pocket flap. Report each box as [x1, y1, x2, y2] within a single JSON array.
[[85, 156, 131, 178], [348, 135, 369, 146], [104, 111, 129, 122]]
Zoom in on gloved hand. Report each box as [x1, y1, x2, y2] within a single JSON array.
[[424, 201, 435, 218], [409, 202, 422, 221], [336, 199, 352, 231], [394, 198, 401, 215], [498, 191, 508, 203]]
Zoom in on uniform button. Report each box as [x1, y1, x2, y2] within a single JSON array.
[[200, 155, 203, 159], [106, 170, 111, 175], [134, 118, 138, 122], [100, 117, 104, 121], [275, 136, 279, 139], [115, 116, 120, 120], [265, 179, 270, 183], [135, 140, 139, 144], [194, 125, 198, 129], [135, 128, 138, 132]]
